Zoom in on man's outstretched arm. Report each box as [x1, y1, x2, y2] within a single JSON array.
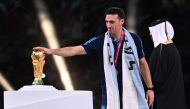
[[33, 45, 87, 57]]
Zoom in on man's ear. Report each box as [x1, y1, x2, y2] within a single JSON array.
[[120, 19, 124, 25]]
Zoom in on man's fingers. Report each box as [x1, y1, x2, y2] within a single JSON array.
[[149, 97, 154, 106], [146, 94, 148, 101], [150, 104, 153, 109], [33, 47, 46, 52], [33, 47, 38, 50], [148, 97, 151, 106], [146, 94, 154, 106], [146, 90, 154, 107], [33, 47, 42, 50]]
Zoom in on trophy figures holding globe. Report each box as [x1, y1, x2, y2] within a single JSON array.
[[31, 50, 45, 85]]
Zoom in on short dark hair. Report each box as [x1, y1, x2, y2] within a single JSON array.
[[105, 7, 125, 19]]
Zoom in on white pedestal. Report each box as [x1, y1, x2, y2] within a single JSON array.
[[4, 85, 93, 109]]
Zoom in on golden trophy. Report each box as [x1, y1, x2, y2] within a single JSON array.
[[31, 50, 45, 85]]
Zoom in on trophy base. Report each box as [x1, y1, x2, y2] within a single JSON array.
[[5, 86, 93, 109], [32, 79, 44, 85]]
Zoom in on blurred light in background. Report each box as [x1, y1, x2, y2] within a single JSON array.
[[33, 0, 74, 90], [126, 0, 138, 32], [0, 72, 14, 91]]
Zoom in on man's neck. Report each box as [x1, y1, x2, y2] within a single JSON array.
[[112, 29, 123, 39]]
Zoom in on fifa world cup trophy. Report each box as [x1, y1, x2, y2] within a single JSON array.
[[31, 50, 45, 85]]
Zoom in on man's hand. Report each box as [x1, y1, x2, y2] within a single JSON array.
[[33, 47, 52, 55], [146, 90, 154, 106]]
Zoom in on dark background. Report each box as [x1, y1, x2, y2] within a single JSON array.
[[0, 0, 190, 109]]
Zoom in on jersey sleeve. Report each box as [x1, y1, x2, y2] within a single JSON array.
[[81, 37, 99, 54], [130, 33, 145, 58]]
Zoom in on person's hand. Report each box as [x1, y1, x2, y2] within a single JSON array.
[[146, 90, 154, 107], [33, 47, 52, 55]]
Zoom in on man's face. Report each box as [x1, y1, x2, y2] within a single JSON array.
[[105, 14, 124, 36], [149, 32, 153, 41]]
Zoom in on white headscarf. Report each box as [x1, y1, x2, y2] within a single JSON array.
[[149, 20, 174, 48]]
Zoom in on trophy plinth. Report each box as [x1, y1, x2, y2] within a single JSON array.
[[31, 50, 45, 85]]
